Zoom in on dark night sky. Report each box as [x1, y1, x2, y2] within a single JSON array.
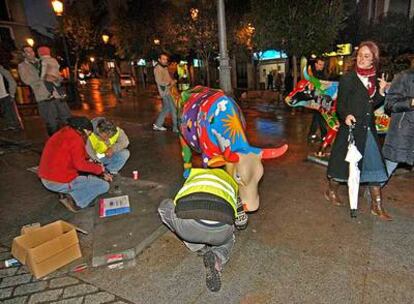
[[24, 0, 57, 37]]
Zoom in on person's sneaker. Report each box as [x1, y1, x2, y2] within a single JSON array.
[[203, 251, 221, 292], [152, 124, 167, 131], [58, 194, 80, 213]]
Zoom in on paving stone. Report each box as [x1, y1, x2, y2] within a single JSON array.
[[45, 269, 69, 279], [13, 281, 48, 296], [49, 277, 79, 288], [28, 289, 63, 303], [63, 284, 98, 298], [2, 296, 28, 304], [83, 291, 115, 304], [0, 274, 32, 288], [51, 297, 84, 304], [0, 267, 18, 279], [16, 266, 29, 275], [0, 287, 13, 299], [0, 252, 12, 260]]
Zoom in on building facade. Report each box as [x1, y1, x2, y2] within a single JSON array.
[[0, 0, 32, 49], [359, 0, 414, 21]]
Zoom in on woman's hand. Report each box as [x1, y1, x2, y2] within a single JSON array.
[[378, 73, 390, 95], [345, 115, 356, 126]]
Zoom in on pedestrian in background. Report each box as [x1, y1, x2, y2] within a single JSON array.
[[326, 41, 392, 221], [0, 64, 23, 131], [382, 68, 414, 179], [18, 45, 71, 136], [308, 57, 328, 142], [153, 53, 178, 133], [108, 66, 122, 101]]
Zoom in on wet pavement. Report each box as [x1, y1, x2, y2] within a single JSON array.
[[1, 80, 413, 303]]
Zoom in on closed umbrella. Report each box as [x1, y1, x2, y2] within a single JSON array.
[[345, 125, 362, 218]]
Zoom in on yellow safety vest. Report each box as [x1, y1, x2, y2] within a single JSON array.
[[174, 168, 238, 217], [88, 128, 120, 154]]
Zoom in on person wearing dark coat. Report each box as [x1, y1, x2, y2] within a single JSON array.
[[382, 69, 414, 175], [308, 57, 328, 142], [326, 41, 392, 221]]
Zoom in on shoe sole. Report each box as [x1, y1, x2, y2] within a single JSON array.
[[203, 251, 221, 292], [59, 198, 79, 213]]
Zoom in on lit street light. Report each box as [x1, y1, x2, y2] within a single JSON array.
[[89, 57, 95, 63], [153, 39, 160, 45], [102, 34, 110, 44], [51, 0, 63, 16], [51, 0, 80, 105], [26, 38, 34, 47]]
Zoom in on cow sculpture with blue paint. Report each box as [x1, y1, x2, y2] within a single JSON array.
[[177, 86, 288, 212]]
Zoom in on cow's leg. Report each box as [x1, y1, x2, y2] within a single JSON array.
[[180, 136, 193, 178]]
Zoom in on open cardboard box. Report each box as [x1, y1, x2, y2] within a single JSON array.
[[11, 220, 82, 279]]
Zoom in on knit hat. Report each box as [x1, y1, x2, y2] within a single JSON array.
[[67, 116, 93, 132], [37, 46, 51, 57]]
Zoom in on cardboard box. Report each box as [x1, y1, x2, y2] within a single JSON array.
[[99, 195, 130, 218], [21, 222, 41, 235], [11, 220, 82, 278]]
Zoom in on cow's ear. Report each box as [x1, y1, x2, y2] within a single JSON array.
[[208, 156, 227, 167]]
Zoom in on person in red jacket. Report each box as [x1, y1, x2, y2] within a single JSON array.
[[38, 116, 111, 212]]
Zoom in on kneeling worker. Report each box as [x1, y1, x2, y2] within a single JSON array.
[[158, 168, 238, 292], [86, 117, 130, 175], [38, 116, 111, 212]]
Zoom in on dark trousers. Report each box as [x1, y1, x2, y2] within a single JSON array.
[[309, 111, 327, 138], [37, 99, 71, 136], [0, 95, 22, 129]]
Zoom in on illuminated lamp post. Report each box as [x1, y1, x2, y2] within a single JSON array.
[[51, 0, 80, 105]]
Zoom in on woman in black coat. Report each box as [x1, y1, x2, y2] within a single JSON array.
[[383, 69, 414, 175], [325, 41, 391, 220]]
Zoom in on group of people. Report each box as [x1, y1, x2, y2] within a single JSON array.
[[38, 116, 130, 212], [17, 45, 71, 136], [325, 40, 414, 221], [3, 41, 414, 293]]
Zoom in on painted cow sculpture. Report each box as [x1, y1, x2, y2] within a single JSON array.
[[285, 67, 390, 155], [177, 86, 288, 212]]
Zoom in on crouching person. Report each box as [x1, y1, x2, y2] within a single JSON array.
[[86, 117, 130, 175], [158, 168, 238, 292], [38, 116, 111, 212]]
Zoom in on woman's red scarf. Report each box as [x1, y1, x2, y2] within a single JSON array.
[[356, 66, 376, 97]]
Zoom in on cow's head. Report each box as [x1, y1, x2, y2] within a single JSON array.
[[208, 144, 288, 212], [285, 79, 314, 108]]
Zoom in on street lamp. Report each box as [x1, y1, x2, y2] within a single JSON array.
[[51, 0, 63, 16], [153, 39, 160, 45], [51, 0, 80, 105], [217, 0, 232, 94], [190, 8, 199, 20], [26, 38, 35, 47], [102, 34, 110, 44], [90, 57, 95, 63]]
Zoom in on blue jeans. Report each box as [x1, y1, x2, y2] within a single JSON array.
[[99, 149, 130, 174], [41, 175, 110, 208], [155, 94, 178, 131], [158, 199, 235, 266]]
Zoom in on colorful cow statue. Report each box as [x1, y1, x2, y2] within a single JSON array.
[[285, 67, 390, 156], [177, 86, 288, 212]]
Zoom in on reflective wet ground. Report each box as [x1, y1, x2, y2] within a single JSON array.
[[1, 80, 413, 303]]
